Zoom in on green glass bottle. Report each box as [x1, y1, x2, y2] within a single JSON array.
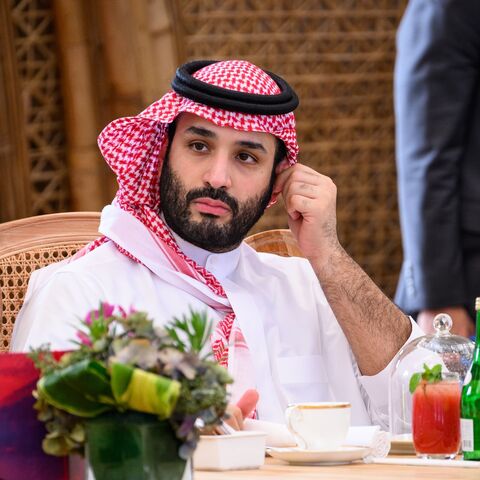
[[461, 297, 480, 460]]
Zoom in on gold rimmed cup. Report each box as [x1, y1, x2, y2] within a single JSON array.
[[285, 402, 351, 451]]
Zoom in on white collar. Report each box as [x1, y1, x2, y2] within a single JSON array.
[[163, 216, 242, 280]]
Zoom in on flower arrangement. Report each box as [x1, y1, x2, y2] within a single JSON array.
[[30, 303, 232, 465]]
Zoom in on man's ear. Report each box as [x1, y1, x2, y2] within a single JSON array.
[[275, 158, 290, 175], [268, 159, 290, 207]]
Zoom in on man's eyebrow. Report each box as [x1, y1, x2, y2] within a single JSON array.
[[184, 126, 217, 138], [185, 126, 268, 153], [236, 140, 267, 153]]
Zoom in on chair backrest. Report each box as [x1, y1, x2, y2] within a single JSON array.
[[244, 228, 304, 258], [0, 219, 301, 352], [0, 212, 101, 352]]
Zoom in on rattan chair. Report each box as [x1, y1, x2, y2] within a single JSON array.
[[244, 228, 303, 258], [0, 212, 101, 352], [0, 217, 301, 352]]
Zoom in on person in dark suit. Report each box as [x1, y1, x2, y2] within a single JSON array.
[[394, 0, 480, 337]]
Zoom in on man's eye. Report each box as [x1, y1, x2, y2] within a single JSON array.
[[190, 142, 208, 152], [238, 152, 257, 164]]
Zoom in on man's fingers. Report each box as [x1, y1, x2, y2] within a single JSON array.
[[284, 181, 320, 201], [287, 194, 314, 217], [275, 164, 325, 197], [224, 404, 244, 430], [223, 389, 260, 431], [236, 389, 259, 419]]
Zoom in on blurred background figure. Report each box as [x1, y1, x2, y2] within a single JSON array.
[[394, 0, 480, 337]]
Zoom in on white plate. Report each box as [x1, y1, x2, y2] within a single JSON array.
[[266, 446, 371, 465]]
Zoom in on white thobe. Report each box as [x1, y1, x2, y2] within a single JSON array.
[[11, 206, 423, 428]]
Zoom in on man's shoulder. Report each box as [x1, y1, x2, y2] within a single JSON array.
[[60, 241, 128, 271], [31, 241, 135, 287]]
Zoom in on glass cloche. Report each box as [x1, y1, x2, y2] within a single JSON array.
[[389, 313, 474, 437]]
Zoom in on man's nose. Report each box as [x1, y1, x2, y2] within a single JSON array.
[[202, 153, 232, 190]]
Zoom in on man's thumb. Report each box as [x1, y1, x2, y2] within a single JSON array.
[[236, 389, 259, 419]]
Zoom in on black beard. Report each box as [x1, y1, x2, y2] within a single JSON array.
[[159, 158, 274, 253]]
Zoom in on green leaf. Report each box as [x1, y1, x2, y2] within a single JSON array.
[[430, 364, 442, 379], [431, 364, 441, 373], [166, 309, 213, 356], [165, 326, 187, 352], [28, 346, 60, 376], [110, 363, 181, 418], [410, 363, 444, 394], [38, 360, 114, 417], [110, 363, 134, 399], [409, 372, 422, 394], [422, 363, 443, 383]]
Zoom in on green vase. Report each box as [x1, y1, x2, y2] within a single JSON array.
[[85, 411, 187, 480]]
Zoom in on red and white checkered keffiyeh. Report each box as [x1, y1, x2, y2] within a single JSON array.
[[78, 60, 299, 371]]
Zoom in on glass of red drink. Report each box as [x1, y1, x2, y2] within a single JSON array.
[[412, 372, 461, 459]]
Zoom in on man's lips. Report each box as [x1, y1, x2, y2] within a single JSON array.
[[192, 198, 231, 216]]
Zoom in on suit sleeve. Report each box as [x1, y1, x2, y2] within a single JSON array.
[[394, 0, 480, 311]]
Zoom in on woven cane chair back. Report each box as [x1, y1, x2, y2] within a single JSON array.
[[0, 212, 101, 352], [244, 229, 303, 258]]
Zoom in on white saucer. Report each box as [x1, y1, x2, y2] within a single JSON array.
[[266, 446, 371, 465]]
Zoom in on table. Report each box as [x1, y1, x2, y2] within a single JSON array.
[[195, 457, 479, 479]]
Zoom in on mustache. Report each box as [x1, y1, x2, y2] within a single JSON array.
[[186, 187, 239, 216]]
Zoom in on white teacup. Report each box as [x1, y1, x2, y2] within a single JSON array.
[[285, 402, 351, 451]]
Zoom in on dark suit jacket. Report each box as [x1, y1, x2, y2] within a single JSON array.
[[394, 0, 480, 316]]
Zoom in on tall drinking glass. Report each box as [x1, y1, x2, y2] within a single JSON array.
[[412, 371, 461, 459]]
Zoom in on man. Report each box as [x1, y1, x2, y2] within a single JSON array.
[[12, 60, 420, 428], [394, 0, 480, 337]]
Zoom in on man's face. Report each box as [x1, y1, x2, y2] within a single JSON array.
[[160, 113, 277, 253]]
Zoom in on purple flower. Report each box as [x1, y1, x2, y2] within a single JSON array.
[[101, 302, 115, 318], [84, 302, 117, 325], [76, 330, 93, 347], [84, 310, 99, 325]]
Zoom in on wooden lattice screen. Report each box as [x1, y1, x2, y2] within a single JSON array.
[[9, 0, 70, 215], [171, 0, 405, 297]]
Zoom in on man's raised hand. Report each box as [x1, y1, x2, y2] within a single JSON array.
[[274, 162, 340, 266]]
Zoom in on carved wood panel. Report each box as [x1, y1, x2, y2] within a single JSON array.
[[8, 0, 70, 215]]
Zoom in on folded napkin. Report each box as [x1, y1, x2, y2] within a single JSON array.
[[243, 419, 297, 448], [346, 426, 391, 458], [243, 419, 390, 458]]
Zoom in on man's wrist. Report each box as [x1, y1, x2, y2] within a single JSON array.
[[308, 242, 346, 279]]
